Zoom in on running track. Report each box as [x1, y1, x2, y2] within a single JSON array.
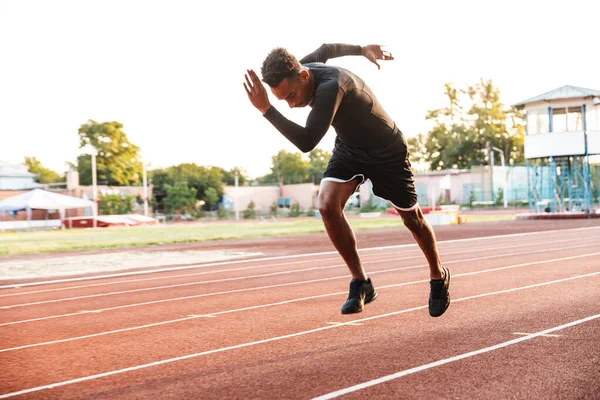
[[1, 220, 599, 399]]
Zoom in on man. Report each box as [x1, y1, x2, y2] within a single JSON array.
[[243, 43, 450, 317]]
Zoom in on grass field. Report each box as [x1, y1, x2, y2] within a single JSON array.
[[0, 214, 514, 256]]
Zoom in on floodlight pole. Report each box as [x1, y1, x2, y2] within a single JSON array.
[[142, 163, 148, 217], [91, 147, 98, 228], [234, 171, 239, 220]]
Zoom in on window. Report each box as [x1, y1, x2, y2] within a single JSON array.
[[526, 109, 549, 135], [567, 106, 583, 131], [552, 106, 583, 132], [552, 108, 567, 132]]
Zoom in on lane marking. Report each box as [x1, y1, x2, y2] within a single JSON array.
[[2, 242, 597, 310], [1, 266, 598, 353], [313, 315, 599, 399], [327, 322, 362, 326], [1, 248, 599, 327], [0, 235, 587, 298], [2, 225, 598, 290], [513, 332, 562, 338], [189, 315, 215, 318], [0, 272, 597, 399]]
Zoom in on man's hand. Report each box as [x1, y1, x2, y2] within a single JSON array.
[[361, 45, 394, 70], [244, 69, 271, 114]]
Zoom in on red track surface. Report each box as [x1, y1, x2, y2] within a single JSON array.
[[1, 219, 600, 399]]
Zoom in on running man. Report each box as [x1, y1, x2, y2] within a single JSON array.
[[243, 43, 450, 317]]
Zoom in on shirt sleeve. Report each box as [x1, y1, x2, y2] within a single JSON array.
[[299, 43, 362, 64], [263, 81, 343, 153]]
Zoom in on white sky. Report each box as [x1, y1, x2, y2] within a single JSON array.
[[1, 0, 599, 179]]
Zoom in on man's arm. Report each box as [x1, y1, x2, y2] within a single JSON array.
[[243, 69, 342, 153], [300, 43, 394, 70], [299, 43, 362, 64], [263, 80, 343, 152]]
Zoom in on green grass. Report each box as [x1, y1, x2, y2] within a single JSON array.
[[0, 214, 515, 256]]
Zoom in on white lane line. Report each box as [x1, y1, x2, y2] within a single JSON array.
[[0, 235, 587, 298], [0, 272, 597, 399], [513, 332, 562, 338], [1, 247, 598, 327], [312, 313, 600, 399], [1, 241, 596, 310], [1, 255, 598, 353], [2, 225, 598, 290]]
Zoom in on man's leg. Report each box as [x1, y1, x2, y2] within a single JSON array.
[[318, 179, 377, 314], [397, 206, 443, 279], [397, 205, 450, 317], [318, 178, 366, 280]]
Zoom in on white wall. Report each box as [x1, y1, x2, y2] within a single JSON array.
[[524, 131, 587, 159]]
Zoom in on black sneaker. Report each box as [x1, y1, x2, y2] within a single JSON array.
[[341, 278, 378, 314], [429, 266, 450, 317]]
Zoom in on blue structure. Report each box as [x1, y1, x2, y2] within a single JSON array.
[[514, 86, 600, 214]]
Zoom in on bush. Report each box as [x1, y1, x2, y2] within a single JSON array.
[[306, 207, 316, 217], [495, 188, 504, 206], [289, 203, 301, 217], [359, 197, 380, 213], [468, 191, 476, 207], [217, 205, 228, 220], [243, 201, 256, 219], [99, 193, 134, 215]]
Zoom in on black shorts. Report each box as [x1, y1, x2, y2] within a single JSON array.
[[322, 136, 418, 211]]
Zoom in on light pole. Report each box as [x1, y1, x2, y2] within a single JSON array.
[[88, 145, 98, 228], [142, 162, 148, 217], [491, 146, 508, 209], [234, 171, 239, 220]]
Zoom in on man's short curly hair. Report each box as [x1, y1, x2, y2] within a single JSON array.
[[261, 47, 302, 87]]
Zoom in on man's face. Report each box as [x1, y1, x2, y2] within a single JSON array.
[[270, 72, 311, 108]]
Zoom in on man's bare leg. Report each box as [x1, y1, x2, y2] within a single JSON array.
[[397, 206, 444, 280], [318, 178, 366, 280], [398, 205, 450, 317]]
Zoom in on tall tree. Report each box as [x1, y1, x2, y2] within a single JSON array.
[[163, 181, 197, 213], [307, 148, 331, 184], [76, 120, 142, 186], [220, 167, 248, 186], [23, 157, 64, 183], [150, 163, 224, 211], [259, 150, 310, 184], [409, 80, 524, 170]]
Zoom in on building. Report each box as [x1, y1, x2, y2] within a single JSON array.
[[0, 161, 42, 191], [513, 85, 600, 213]]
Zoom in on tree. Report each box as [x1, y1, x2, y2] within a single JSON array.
[[203, 187, 219, 209], [307, 148, 331, 184], [220, 167, 248, 186], [259, 150, 310, 184], [76, 120, 143, 186], [23, 157, 64, 183], [99, 193, 134, 215], [150, 163, 224, 211], [410, 80, 525, 171], [163, 181, 197, 213]]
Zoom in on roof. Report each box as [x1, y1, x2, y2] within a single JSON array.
[[0, 161, 36, 178], [0, 189, 94, 212], [513, 85, 600, 108]]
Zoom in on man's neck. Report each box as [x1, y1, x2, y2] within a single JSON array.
[[307, 69, 316, 106]]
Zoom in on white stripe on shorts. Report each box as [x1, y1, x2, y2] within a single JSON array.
[[320, 174, 365, 185], [391, 201, 419, 212]]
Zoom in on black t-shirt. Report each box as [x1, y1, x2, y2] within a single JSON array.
[[263, 44, 407, 162]]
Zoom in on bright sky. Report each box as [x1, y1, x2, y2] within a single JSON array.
[[1, 0, 599, 179]]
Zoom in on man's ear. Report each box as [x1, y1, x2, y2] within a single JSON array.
[[299, 69, 310, 82]]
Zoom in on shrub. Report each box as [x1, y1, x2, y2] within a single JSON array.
[[243, 201, 256, 219], [217, 205, 228, 220]]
